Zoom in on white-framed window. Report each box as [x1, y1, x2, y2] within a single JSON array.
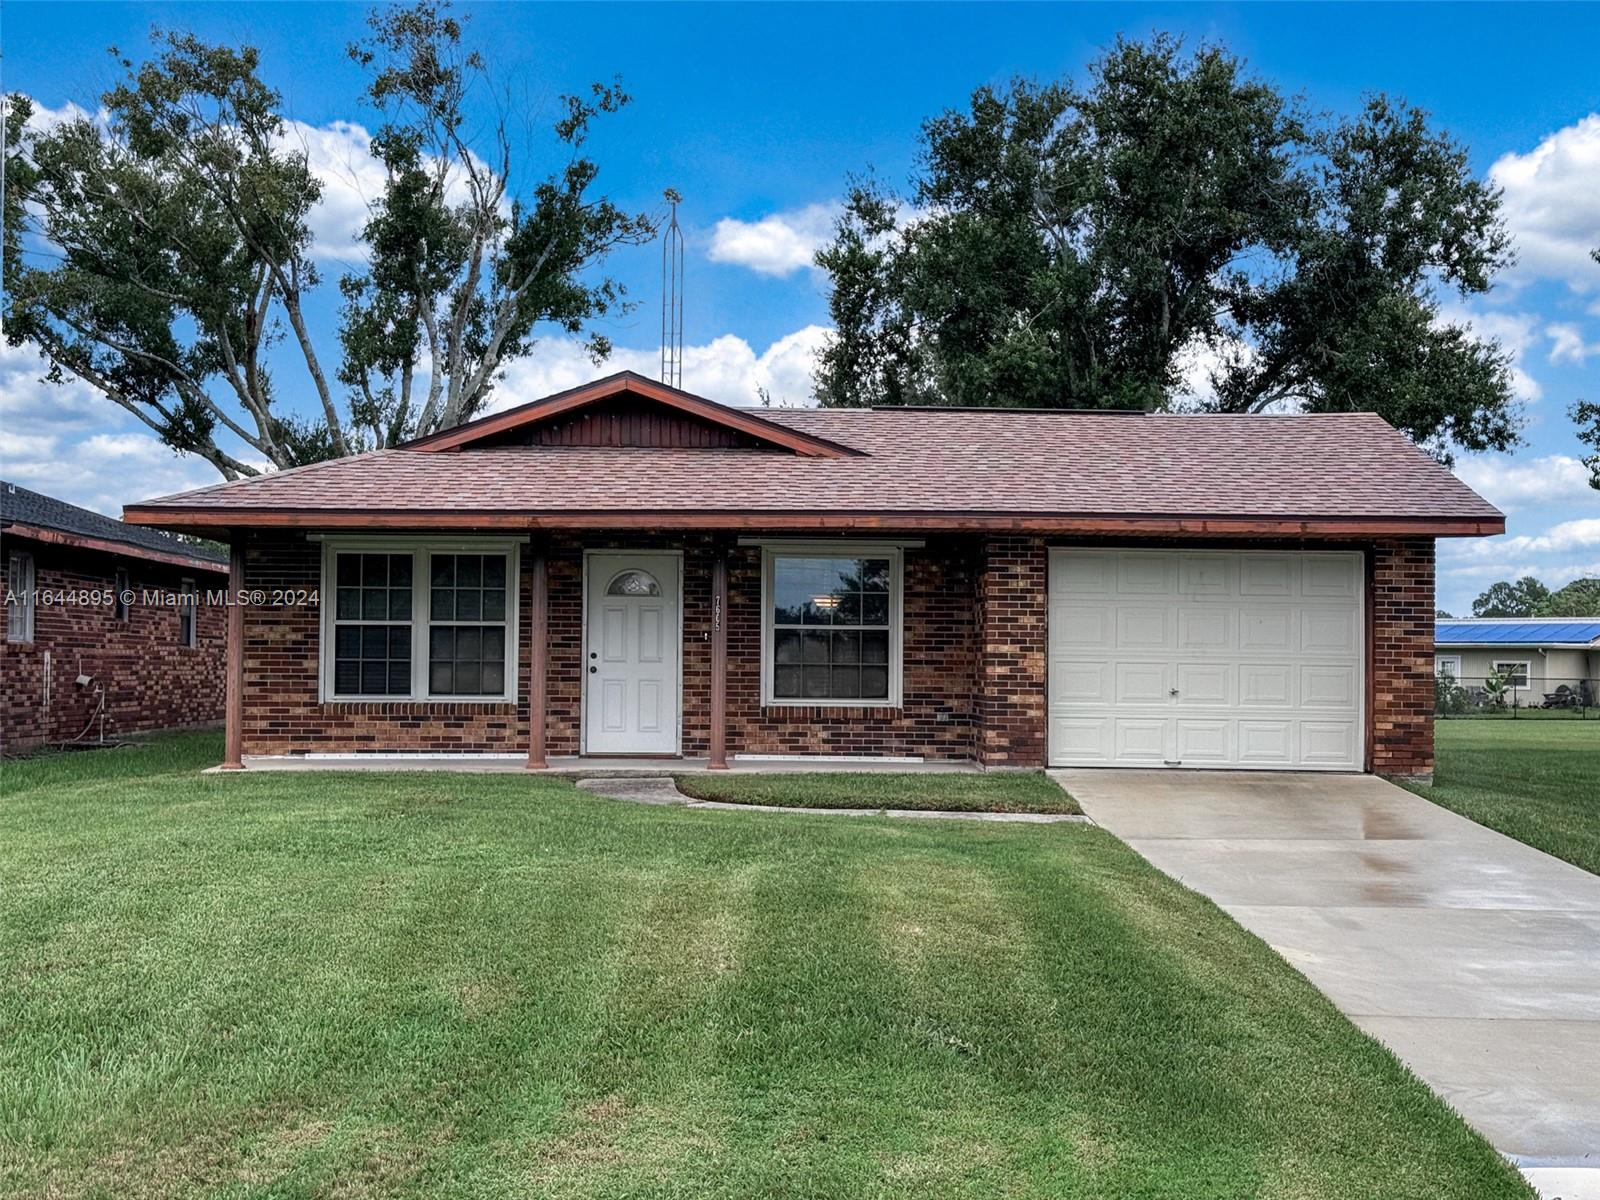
[[6, 551, 35, 643], [177, 577, 198, 648], [760, 544, 903, 707], [1492, 660, 1531, 690], [320, 538, 520, 703], [1434, 655, 1461, 680], [114, 567, 131, 622]]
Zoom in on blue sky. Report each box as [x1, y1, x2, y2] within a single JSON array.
[[3, 2, 1597, 615]]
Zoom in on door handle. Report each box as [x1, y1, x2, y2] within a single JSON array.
[[1169, 688, 1179, 696], [589, 665, 597, 674]]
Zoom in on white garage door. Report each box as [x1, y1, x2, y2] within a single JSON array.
[[1047, 549, 1364, 770]]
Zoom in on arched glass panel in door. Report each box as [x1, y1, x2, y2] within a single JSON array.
[[606, 569, 661, 597]]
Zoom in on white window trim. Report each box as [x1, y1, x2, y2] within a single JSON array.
[[319, 537, 521, 704], [114, 566, 131, 622], [1491, 659, 1532, 690], [1434, 655, 1461, 679], [759, 542, 904, 709], [7, 550, 35, 644]]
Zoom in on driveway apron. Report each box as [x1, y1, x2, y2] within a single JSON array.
[[1053, 769, 1600, 1200]]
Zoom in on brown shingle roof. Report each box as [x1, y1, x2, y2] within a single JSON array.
[[124, 396, 1503, 537]]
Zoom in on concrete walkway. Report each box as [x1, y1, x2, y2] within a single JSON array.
[[1053, 769, 1600, 1200]]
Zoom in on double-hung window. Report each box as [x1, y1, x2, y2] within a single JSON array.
[[323, 541, 518, 702], [177, 577, 198, 648], [762, 546, 902, 706], [1492, 660, 1531, 690], [6, 551, 35, 643]]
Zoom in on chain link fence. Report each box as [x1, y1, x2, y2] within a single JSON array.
[[1434, 672, 1597, 719]]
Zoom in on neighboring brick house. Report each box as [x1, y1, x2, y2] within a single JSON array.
[[1, 482, 227, 753], [124, 372, 1505, 782]]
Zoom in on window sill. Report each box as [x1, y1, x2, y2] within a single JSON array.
[[761, 702, 903, 719], [321, 697, 517, 709]]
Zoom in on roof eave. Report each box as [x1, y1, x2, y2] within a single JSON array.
[[122, 507, 1505, 539], [2, 521, 229, 573]]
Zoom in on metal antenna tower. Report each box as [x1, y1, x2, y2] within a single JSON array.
[[659, 189, 684, 389]]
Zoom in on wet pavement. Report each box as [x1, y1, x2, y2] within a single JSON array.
[[1053, 769, 1600, 1198]]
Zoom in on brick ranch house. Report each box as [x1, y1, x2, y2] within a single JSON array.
[[124, 372, 1503, 782], [2, 482, 227, 753]]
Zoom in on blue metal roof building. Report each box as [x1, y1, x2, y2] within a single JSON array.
[[1436, 619, 1600, 646]]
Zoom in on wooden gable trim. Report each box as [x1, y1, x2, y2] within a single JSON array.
[[401, 371, 861, 458], [1, 521, 230, 573]]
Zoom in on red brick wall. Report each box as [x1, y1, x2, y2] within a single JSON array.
[[976, 536, 1049, 767], [1369, 537, 1435, 782], [237, 533, 978, 759], [0, 539, 226, 753]]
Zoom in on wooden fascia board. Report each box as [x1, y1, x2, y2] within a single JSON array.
[[121, 508, 1505, 539], [402, 375, 859, 459], [2, 521, 229, 573]]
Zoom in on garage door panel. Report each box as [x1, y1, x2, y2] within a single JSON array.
[[1240, 555, 1295, 595], [1049, 549, 1362, 771], [1115, 662, 1170, 704], [1239, 663, 1294, 706], [1116, 608, 1172, 650], [1117, 555, 1173, 595], [1300, 664, 1358, 708], [1301, 721, 1358, 766], [1301, 609, 1357, 655], [1178, 607, 1233, 652], [1175, 662, 1231, 705], [1113, 719, 1168, 762], [1052, 660, 1110, 706]]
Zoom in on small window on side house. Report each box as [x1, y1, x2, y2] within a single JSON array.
[[1492, 660, 1530, 689], [178, 577, 198, 648], [6, 551, 35, 643], [114, 567, 130, 622]]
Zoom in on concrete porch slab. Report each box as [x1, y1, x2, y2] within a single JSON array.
[[221, 754, 987, 775]]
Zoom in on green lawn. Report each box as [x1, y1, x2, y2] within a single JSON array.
[[675, 769, 1080, 813], [1414, 719, 1600, 876], [0, 734, 1529, 1199]]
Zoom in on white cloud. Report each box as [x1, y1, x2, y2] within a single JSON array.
[[276, 119, 389, 262], [0, 424, 220, 517], [707, 203, 837, 277], [1489, 114, 1600, 291], [1448, 516, 1600, 566], [1453, 453, 1600, 512], [1547, 321, 1600, 365]]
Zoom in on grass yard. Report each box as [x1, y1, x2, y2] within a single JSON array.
[[674, 769, 1080, 813], [0, 733, 1530, 1200], [1414, 718, 1600, 876]]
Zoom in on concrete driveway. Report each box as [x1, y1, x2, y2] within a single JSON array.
[[1053, 769, 1600, 1200]]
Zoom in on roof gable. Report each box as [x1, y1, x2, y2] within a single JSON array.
[[402, 372, 861, 458]]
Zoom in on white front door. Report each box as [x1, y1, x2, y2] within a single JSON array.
[[1047, 548, 1364, 770], [584, 552, 681, 755]]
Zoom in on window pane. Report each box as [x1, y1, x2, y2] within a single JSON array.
[[800, 631, 830, 664], [482, 628, 505, 660], [388, 662, 410, 693], [482, 663, 505, 694], [335, 626, 360, 658], [774, 666, 802, 698], [431, 557, 454, 587], [362, 555, 388, 587], [483, 557, 506, 588], [774, 630, 803, 665], [431, 589, 454, 620], [388, 590, 412, 621], [830, 666, 861, 698], [430, 627, 454, 659], [337, 556, 360, 586], [390, 556, 412, 587], [336, 588, 360, 619], [803, 666, 832, 698], [607, 569, 660, 596], [861, 666, 889, 699], [335, 661, 360, 693], [860, 559, 890, 592], [389, 626, 411, 658], [832, 631, 860, 664], [430, 663, 454, 692], [482, 588, 506, 621], [362, 589, 388, 620], [456, 590, 482, 620], [861, 631, 889, 664], [456, 628, 481, 660], [362, 626, 389, 657], [458, 556, 481, 587], [455, 663, 481, 694], [862, 593, 889, 626], [361, 661, 387, 694]]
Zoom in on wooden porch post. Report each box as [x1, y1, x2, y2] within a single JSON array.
[[708, 549, 729, 769], [221, 540, 245, 770], [526, 548, 549, 769]]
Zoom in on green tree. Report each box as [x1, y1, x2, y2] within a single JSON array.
[[815, 35, 1520, 463], [1471, 576, 1551, 618], [1537, 577, 1600, 618], [337, 3, 652, 447], [1573, 249, 1600, 489], [2, 3, 648, 477]]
